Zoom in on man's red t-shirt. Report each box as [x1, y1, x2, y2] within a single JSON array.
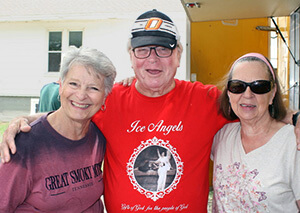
[[93, 79, 228, 212]]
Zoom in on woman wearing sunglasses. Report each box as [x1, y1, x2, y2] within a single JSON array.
[[211, 53, 300, 212]]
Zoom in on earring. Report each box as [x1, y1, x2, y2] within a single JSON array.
[[269, 103, 275, 118], [100, 104, 106, 111], [228, 99, 232, 115]]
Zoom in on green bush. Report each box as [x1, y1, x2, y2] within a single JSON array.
[[0, 122, 9, 142]]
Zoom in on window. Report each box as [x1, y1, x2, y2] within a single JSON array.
[[48, 32, 62, 72], [69, 31, 82, 47], [48, 30, 83, 72]]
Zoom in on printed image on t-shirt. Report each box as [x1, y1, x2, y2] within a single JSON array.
[[134, 145, 175, 191], [127, 137, 183, 201]]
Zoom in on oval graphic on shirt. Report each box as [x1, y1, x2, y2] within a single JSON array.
[[127, 137, 183, 201]]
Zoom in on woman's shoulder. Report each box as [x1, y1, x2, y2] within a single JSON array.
[[15, 115, 49, 148], [90, 122, 105, 139], [217, 122, 240, 135], [213, 122, 240, 146], [273, 123, 294, 136], [276, 124, 296, 141]]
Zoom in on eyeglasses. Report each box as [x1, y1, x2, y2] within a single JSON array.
[[132, 46, 173, 59], [228, 80, 273, 94]]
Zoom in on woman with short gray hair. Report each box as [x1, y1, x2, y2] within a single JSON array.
[[0, 46, 116, 212]]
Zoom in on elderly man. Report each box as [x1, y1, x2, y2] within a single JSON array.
[[94, 9, 227, 212], [1, 9, 298, 212]]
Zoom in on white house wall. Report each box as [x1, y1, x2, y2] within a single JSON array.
[[0, 16, 186, 97]]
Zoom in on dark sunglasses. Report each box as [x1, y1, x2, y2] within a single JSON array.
[[228, 80, 273, 94]]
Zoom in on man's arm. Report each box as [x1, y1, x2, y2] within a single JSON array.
[[116, 76, 135, 86], [283, 109, 300, 150], [0, 113, 45, 163], [1, 107, 300, 163], [295, 115, 300, 150]]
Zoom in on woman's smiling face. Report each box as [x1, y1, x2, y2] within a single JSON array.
[[59, 63, 105, 123], [228, 60, 276, 123]]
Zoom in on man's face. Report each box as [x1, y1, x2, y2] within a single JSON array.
[[130, 45, 181, 97]]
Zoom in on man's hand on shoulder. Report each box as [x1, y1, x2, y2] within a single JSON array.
[[0, 117, 31, 163], [116, 76, 135, 87]]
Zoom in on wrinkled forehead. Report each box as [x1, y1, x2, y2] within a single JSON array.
[[66, 62, 104, 80]]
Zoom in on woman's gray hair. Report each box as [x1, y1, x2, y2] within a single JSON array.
[[60, 46, 116, 97]]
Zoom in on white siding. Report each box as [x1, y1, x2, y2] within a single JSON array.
[[0, 15, 186, 97]]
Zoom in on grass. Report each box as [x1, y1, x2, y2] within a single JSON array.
[[0, 122, 9, 142]]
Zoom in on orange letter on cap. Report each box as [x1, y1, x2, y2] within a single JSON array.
[[145, 18, 163, 30]]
